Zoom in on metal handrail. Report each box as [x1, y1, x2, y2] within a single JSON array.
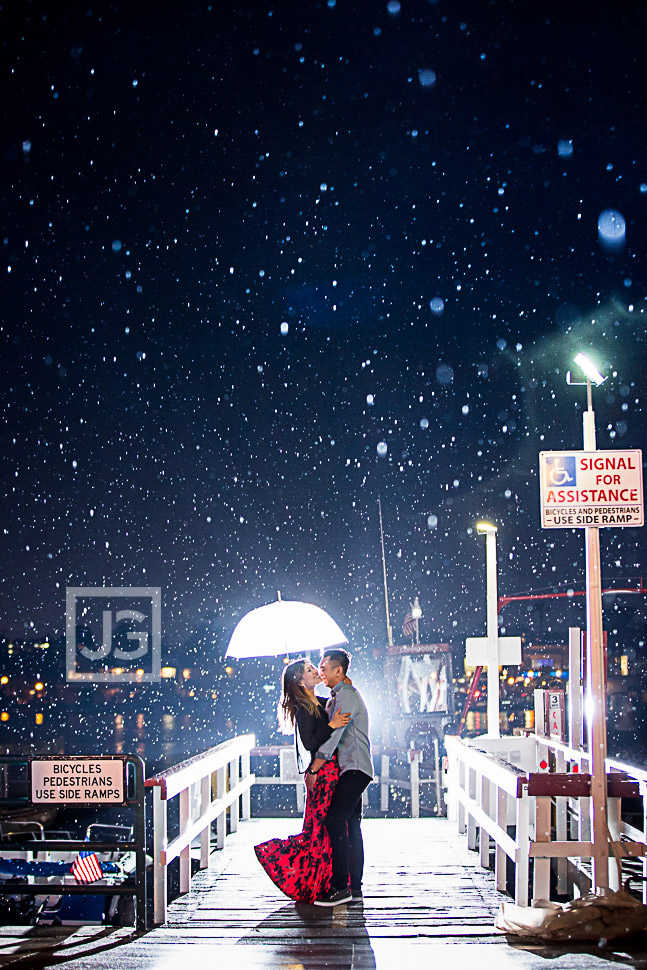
[[0, 754, 147, 930]]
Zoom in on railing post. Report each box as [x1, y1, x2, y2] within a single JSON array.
[[579, 784, 591, 842], [607, 795, 621, 890], [514, 784, 529, 907], [200, 774, 211, 869], [216, 765, 226, 849], [457, 756, 466, 833], [555, 748, 567, 894], [229, 758, 239, 833], [296, 779, 305, 813], [380, 754, 390, 812], [533, 796, 551, 902], [241, 749, 251, 821], [495, 786, 507, 891], [153, 785, 168, 925], [479, 774, 490, 869], [433, 737, 443, 816], [410, 751, 421, 820], [643, 781, 647, 905], [467, 767, 477, 851], [179, 787, 191, 893]]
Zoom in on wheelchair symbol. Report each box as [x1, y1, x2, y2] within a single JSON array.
[[546, 456, 576, 488]]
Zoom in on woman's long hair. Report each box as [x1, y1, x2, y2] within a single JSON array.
[[278, 658, 323, 734]]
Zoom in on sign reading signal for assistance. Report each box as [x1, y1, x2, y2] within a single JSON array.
[[539, 450, 643, 529], [31, 758, 125, 804]]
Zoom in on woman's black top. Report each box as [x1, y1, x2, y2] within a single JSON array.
[[295, 698, 333, 768]]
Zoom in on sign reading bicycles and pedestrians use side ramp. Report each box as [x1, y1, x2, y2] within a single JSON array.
[[539, 450, 644, 528]]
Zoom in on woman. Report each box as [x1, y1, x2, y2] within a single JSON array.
[[254, 658, 351, 903]]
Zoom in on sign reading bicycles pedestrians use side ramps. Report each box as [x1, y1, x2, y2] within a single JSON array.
[[31, 758, 125, 804], [539, 450, 644, 528]]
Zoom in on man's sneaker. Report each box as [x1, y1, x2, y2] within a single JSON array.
[[313, 887, 352, 907], [350, 889, 363, 902]]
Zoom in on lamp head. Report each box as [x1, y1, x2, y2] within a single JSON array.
[[476, 521, 498, 535], [569, 352, 607, 387]]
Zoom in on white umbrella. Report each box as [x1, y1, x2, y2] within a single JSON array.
[[225, 595, 348, 659]]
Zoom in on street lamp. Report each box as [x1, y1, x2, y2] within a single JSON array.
[[568, 350, 609, 891], [475, 521, 500, 737], [411, 595, 422, 645]]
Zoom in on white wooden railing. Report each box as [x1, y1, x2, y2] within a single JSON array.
[[146, 734, 255, 925], [251, 744, 442, 819], [445, 734, 531, 904], [378, 744, 444, 819], [445, 733, 647, 907]]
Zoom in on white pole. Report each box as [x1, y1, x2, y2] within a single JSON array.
[[485, 530, 500, 738], [567, 627, 583, 752], [583, 378, 609, 891]]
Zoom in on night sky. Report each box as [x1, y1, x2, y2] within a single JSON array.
[[2, 0, 647, 672]]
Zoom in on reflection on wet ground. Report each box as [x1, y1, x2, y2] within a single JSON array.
[[1, 819, 646, 968]]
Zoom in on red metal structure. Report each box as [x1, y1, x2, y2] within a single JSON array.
[[456, 577, 647, 735]]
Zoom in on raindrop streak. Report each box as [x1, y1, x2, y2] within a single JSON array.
[[111, 239, 122, 252], [377, 441, 388, 457], [557, 139, 573, 158], [280, 322, 289, 335], [597, 209, 626, 250], [427, 514, 438, 529]]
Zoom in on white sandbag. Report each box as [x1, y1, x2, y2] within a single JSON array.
[[495, 890, 647, 941]]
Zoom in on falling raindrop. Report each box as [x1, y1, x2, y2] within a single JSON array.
[[597, 208, 626, 250], [429, 297, 444, 315], [436, 363, 454, 384]]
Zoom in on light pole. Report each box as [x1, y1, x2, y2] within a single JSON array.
[[411, 595, 422, 645], [476, 521, 500, 738], [567, 351, 609, 891]]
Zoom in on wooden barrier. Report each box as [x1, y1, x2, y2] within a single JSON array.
[[445, 734, 647, 907]]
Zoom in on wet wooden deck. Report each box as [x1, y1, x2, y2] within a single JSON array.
[[1, 818, 646, 968]]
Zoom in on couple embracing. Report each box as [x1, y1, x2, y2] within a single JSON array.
[[255, 648, 374, 906]]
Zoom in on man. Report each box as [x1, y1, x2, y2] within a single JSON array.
[[305, 648, 374, 907]]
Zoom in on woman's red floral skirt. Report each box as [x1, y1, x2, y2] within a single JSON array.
[[254, 758, 339, 903]]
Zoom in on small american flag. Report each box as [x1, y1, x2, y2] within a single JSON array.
[[71, 842, 103, 884], [402, 612, 416, 639]]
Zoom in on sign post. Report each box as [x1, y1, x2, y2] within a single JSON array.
[[540, 406, 644, 890]]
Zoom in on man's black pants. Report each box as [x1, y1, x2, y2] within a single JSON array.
[[325, 769, 372, 891]]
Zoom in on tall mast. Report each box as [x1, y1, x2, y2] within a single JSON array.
[[378, 497, 394, 647]]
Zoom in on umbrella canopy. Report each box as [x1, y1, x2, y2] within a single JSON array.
[[225, 599, 348, 659]]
